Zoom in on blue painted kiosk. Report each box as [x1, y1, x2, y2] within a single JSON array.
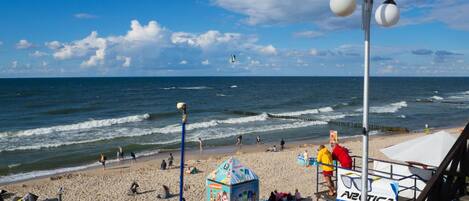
[[206, 157, 259, 201]]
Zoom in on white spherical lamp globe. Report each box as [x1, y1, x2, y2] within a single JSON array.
[[375, 3, 400, 27], [330, 0, 356, 17]]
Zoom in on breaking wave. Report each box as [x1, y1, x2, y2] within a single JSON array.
[[0, 114, 150, 138], [161, 86, 212, 90], [356, 101, 408, 114], [273, 106, 334, 116]]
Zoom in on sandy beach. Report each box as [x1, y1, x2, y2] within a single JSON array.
[[0, 127, 463, 201]]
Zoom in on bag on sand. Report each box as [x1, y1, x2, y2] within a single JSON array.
[[13, 193, 39, 201]]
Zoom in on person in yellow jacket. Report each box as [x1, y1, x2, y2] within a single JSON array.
[[317, 145, 335, 196]]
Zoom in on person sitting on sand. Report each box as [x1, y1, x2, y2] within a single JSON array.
[[130, 181, 139, 195], [268, 192, 276, 201], [168, 153, 174, 168], [185, 166, 198, 174], [156, 185, 170, 199], [294, 189, 302, 201], [332, 142, 352, 169], [160, 160, 167, 170], [99, 153, 107, 169], [266, 145, 278, 152], [317, 145, 335, 196]]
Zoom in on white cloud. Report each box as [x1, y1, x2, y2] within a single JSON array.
[[293, 31, 324, 38], [42, 61, 48, 67], [116, 56, 132, 67], [259, 45, 277, 55], [16, 39, 33, 49], [171, 30, 242, 49], [47, 19, 276, 71], [74, 13, 98, 19], [30, 50, 48, 57], [309, 48, 319, 56], [45, 41, 62, 50], [201, 59, 210, 65], [11, 61, 18, 68]]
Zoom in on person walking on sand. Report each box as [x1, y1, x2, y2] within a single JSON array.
[[317, 145, 335, 196], [99, 153, 107, 169], [130, 152, 136, 162], [198, 137, 203, 154], [280, 138, 285, 151], [256, 136, 261, 144], [168, 153, 174, 168]]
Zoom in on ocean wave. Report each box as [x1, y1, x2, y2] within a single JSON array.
[[0, 114, 150, 138], [160, 86, 212, 90], [356, 101, 408, 113], [230, 85, 238, 88], [273, 106, 334, 116], [430, 96, 444, 101], [216, 93, 228, 97]]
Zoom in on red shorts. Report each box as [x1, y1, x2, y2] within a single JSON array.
[[323, 170, 333, 177]]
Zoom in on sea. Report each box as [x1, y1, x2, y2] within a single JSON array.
[[1, 77, 468, 184]]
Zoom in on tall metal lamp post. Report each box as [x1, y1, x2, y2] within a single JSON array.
[[329, 0, 400, 200], [177, 102, 187, 201]]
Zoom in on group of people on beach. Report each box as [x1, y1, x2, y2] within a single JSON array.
[[268, 189, 303, 201], [98, 147, 137, 169]]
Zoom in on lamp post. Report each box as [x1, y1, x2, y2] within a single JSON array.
[[177, 102, 187, 201], [329, 0, 399, 200]]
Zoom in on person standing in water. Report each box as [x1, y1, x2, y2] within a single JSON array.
[[198, 137, 203, 154]]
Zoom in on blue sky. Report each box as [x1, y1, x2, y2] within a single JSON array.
[[0, 0, 468, 77]]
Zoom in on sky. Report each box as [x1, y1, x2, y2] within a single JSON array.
[[0, 0, 468, 77]]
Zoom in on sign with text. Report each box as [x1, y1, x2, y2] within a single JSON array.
[[336, 168, 399, 201]]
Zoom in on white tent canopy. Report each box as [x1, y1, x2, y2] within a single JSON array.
[[380, 131, 457, 167]]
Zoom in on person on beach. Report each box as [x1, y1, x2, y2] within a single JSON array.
[[256, 136, 261, 144], [303, 150, 309, 166], [268, 192, 276, 201], [280, 138, 285, 151], [317, 145, 335, 196], [236, 135, 243, 147], [168, 153, 174, 168], [99, 153, 106, 169], [294, 189, 302, 200], [198, 137, 203, 154], [160, 160, 167, 170], [130, 152, 136, 161], [119, 146, 124, 160], [130, 181, 139, 195], [331, 143, 352, 169]]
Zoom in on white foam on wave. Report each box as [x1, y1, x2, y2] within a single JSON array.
[[273, 106, 334, 116], [356, 101, 407, 114], [430, 96, 444, 100], [230, 85, 238, 88], [0, 114, 150, 138], [160, 86, 212, 90], [179, 86, 212, 90], [448, 90, 469, 100], [216, 93, 228, 97]]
